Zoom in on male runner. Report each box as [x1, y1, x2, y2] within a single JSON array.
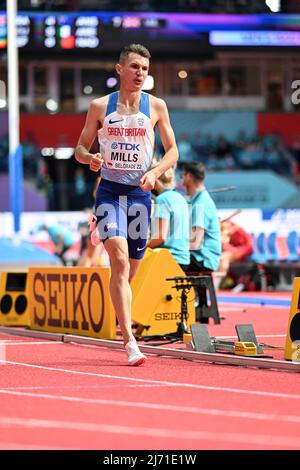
[[75, 44, 178, 365]]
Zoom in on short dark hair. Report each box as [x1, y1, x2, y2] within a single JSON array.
[[183, 162, 205, 182], [119, 44, 151, 63]]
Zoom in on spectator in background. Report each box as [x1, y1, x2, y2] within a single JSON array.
[[181, 162, 221, 318], [215, 134, 232, 159], [22, 131, 40, 180], [291, 135, 300, 186], [38, 222, 75, 265], [182, 162, 221, 273], [74, 167, 88, 210], [218, 219, 254, 288], [77, 177, 104, 267], [0, 134, 8, 172], [147, 167, 190, 270], [234, 129, 250, 151], [77, 209, 105, 267], [177, 133, 195, 168], [77, 211, 91, 265]]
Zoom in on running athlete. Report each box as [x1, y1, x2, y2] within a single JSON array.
[[75, 44, 179, 366]]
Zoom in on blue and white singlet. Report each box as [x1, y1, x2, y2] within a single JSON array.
[[97, 91, 155, 186]]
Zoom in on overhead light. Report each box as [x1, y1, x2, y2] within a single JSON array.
[[142, 75, 154, 90], [41, 147, 55, 157], [178, 70, 188, 79], [46, 99, 58, 112], [112, 16, 122, 28], [265, 0, 281, 12], [83, 85, 93, 94], [106, 77, 117, 88], [54, 148, 74, 159]]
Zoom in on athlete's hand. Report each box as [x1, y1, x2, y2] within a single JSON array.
[[89, 153, 103, 172], [139, 171, 156, 191]]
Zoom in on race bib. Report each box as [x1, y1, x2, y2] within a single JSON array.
[[104, 140, 145, 171]]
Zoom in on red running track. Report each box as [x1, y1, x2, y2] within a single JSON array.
[[0, 293, 299, 450]]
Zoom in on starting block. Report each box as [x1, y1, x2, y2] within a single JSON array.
[[234, 342, 258, 356], [235, 324, 263, 354], [190, 323, 273, 358]]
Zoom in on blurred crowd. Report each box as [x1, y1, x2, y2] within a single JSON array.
[[1, 129, 300, 212], [160, 131, 299, 183]]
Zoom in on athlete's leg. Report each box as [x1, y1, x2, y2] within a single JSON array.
[[121, 259, 142, 326], [103, 236, 133, 345], [104, 237, 145, 366], [127, 195, 151, 283], [94, 185, 147, 365], [129, 258, 142, 283]]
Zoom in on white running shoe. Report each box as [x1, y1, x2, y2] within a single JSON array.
[[88, 214, 101, 246], [125, 339, 146, 366]]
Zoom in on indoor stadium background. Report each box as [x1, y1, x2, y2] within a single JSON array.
[[1, 0, 300, 454]]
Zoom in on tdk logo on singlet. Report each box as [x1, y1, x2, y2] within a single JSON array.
[[110, 141, 141, 165], [111, 142, 140, 151]]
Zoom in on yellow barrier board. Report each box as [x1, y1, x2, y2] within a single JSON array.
[[285, 277, 300, 361], [28, 267, 116, 339], [131, 248, 195, 336], [0, 271, 30, 326]]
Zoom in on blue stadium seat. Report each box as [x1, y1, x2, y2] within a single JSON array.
[[251, 232, 267, 263], [267, 231, 279, 261], [286, 231, 299, 262]]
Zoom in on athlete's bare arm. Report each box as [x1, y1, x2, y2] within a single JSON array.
[[75, 98, 106, 172], [147, 218, 169, 248], [190, 226, 204, 251], [139, 97, 179, 191]]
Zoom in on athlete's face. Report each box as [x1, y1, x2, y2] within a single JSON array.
[[116, 53, 149, 90], [182, 171, 189, 189], [182, 171, 193, 195]]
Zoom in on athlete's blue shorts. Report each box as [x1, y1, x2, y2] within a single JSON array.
[[95, 178, 151, 260]]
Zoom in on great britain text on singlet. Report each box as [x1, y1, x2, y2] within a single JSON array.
[[107, 127, 146, 137]]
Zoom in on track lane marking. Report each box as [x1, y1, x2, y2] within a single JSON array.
[[1, 359, 300, 400], [0, 388, 300, 424], [216, 334, 286, 339], [0, 341, 64, 346], [0, 442, 69, 450], [0, 416, 299, 449], [1, 384, 169, 390]]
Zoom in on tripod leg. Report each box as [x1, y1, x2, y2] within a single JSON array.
[[195, 285, 208, 322]]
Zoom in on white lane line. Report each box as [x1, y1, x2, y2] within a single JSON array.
[[0, 340, 25, 343], [0, 341, 64, 346], [0, 359, 300, 400], [1, 388, 300, 425], [0, 344, 5, 363], [256, 334, 286, 338], [216, 334, 286, 339], [2, 335, 279, 343], [0, 416, 299, 449], [0, 442, 69, 450], [2, 384, 168, 390]]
